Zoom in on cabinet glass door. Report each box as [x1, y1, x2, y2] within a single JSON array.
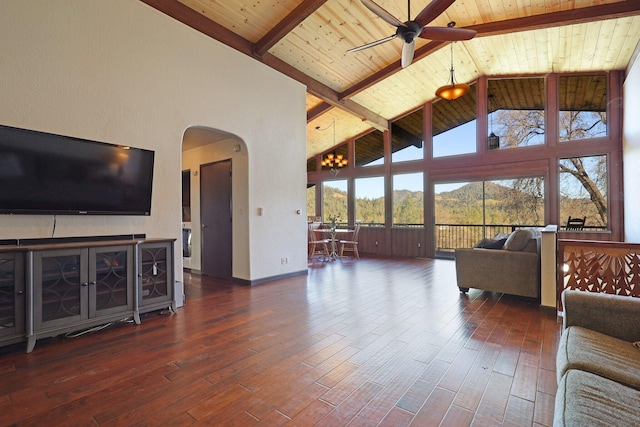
[[0, 253, 24, 337], [90, 246, 133, 317], [139, 244, 171, 306], [36, 250, 87, 328]]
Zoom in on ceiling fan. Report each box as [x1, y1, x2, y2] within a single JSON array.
[[348, 0, 477, 68]]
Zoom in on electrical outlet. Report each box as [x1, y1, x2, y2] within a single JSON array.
[[280, 257, 285, 265], [285, 257, 289, 264], [418, 243, 421, 248]]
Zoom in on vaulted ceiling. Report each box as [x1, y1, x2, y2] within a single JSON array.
[[141, 0, 640, 158]]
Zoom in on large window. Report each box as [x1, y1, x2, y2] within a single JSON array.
[[393, 173, 424, 226], [323, 180, 348, 224], [488, 78, 545, 149], [355, 130, 384, 167], [306, 183, 316, 219], [355, 177, 384, 226], [559, 155, 608, 230], [559, 75, 607, 142], [433, 83, 477, 157], [434, 178, 545, 251], [484, 178, 545, 226], [392, 108, 423, 162]]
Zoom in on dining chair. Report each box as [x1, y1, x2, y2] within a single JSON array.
[[566, 216, 586, 231], [308, 224, 329, 259], [339, 223, 361, 259]]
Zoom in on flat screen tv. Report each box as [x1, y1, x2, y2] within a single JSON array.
[[0, 124, 154, 215]]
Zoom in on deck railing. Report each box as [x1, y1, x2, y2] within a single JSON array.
[[434, 224, 531, 252], [434, 223, 608, 253], [557, 239, 640, 310]]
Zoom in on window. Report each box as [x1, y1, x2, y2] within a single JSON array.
[[484, 178, 545, 227], [307, 183, 316, 219], [433, 83, 477, 157], [355, 177, 384, 226], [323, 180, 348, 224], [434, 178, 545, 251], [355, 130, 384, 167], [393, 173, 424, 226], [392, 108, 424, 162], [559, 75, 607, 142], [488, 78, 545, 149], [559, 155, 608, 230]]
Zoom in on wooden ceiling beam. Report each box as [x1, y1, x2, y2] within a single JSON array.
[[139, 0, 386, 130], [340, 2, 640, 100], [307, 102, 333, 122], [139, 0, 253, 55], [254, 0, 329, 57]]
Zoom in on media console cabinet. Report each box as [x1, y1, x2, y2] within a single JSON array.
[[0, 237, 176, 353]]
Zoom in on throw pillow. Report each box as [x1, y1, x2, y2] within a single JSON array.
[[474, 237, 495, 248], [483, 238, 507, 249], [503, 229, 533, 251]]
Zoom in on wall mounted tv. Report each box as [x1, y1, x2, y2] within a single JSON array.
[[0, 124, 155, 215]]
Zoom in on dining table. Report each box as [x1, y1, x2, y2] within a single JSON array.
[[316, 227, 353, 260]]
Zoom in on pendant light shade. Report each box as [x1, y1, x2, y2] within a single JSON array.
[[435, 42, 468, 101]]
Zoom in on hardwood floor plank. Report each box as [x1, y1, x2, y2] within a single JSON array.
[[409, 386, 456, 426], [471, 371, 513, 426], [0, 257, 562, 427], [503, 395, 535, 427], [441, 404, 475, 427], [533, 391, 556, 427], [377, 407, 414, 427], [396, 358, 450, 413]]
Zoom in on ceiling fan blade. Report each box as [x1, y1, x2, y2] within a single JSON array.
[[419, 27, 477, 41], [347, 34, 397, 53], [414, 0, 456, 27], [401, 40, 415, 68], [360, 0, 405, 28]]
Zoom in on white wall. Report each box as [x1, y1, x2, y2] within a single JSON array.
[[0, 1, 308, 291], [624, 50, 640, 242]]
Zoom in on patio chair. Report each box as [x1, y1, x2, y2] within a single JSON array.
[[308, 224, 329, 259], [566, 216, 586, 231], [339, 223, 361, 259]]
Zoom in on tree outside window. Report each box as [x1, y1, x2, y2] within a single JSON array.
[[488, 78, 545, 149], [559, 75, 607, 142], [393, 173, 424, 226], [559, 155, 608, 230], [355, 176, 384, 226], [323, 180, 348, 225]]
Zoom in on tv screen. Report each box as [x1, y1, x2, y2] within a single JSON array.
[[0, 125, 154, 215]]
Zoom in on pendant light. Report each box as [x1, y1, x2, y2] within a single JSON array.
[[319, 120, 347, 176], [435, 35, 469, 101]]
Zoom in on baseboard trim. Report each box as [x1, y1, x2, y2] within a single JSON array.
[[233, 269, 308, 286]]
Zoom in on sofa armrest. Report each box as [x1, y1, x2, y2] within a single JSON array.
[[562, 289, 640, 342]]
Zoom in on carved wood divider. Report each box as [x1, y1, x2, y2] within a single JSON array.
[[557, 240, 640, 311]]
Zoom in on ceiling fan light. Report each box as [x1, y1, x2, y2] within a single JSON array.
[[436, 82, 469, 100]]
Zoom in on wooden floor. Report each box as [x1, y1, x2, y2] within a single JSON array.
[[1, 256, 561, 426]]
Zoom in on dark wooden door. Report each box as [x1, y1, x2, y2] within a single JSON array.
[[200, 160, 232, 279]]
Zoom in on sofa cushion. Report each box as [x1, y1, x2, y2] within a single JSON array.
[[503, 229, 533, 251], [557, 326, 640, 390], [474, 237, 507, 249], [554, 369, 640, 427]]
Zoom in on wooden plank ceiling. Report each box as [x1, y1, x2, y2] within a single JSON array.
[[141, 0, 640, 159]]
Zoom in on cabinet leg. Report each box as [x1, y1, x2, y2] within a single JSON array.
[[133, 311, 141, 325], [26, 336, 36, 353]]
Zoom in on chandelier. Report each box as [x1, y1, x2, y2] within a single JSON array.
[[435, 35, 469, 101], [319, 120, 347, 176]]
